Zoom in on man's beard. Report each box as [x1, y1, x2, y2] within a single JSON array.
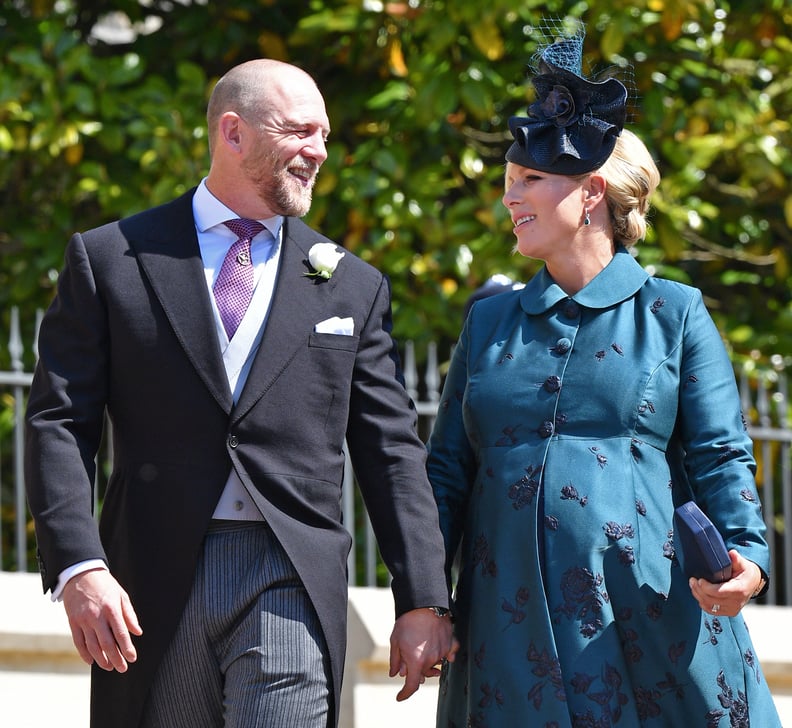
[[244, 152, 317, 218]]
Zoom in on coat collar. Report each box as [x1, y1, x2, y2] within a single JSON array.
[[520, 247, 649, 314]]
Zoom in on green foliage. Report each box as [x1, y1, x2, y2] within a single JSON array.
[[1, 0, 791, 371]]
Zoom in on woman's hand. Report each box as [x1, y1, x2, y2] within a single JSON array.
[[688, 550, 765, 617]]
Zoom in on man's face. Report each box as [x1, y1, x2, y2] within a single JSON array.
[[241, 84, 330, 218]]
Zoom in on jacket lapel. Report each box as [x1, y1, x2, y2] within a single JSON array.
[[233, 217, 336, 421], [126, 190, 233, 413]]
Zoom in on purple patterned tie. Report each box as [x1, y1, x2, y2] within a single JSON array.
[[213, 218, 265, 339]]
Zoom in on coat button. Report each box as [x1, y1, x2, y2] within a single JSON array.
[[554, 338, 571, 354], [543, 375, 561, 393], [563, 300, 580, 318], [228, 434, 239, 448], [538, 420, 554, 438]]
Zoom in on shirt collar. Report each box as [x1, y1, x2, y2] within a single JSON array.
[[193, 178, 283, 241], [520, 247, 650, 315]]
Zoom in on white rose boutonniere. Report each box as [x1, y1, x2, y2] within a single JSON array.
[[305, 243, 345, 280]]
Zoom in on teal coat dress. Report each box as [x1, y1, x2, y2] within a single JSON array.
[[427, 249, 781, 727]]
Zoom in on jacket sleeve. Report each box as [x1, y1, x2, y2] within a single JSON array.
[[25, 232, 109, 593], [344, 274, 450, 616]]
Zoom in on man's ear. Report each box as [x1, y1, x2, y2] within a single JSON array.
[[218, 112, 244, 152]]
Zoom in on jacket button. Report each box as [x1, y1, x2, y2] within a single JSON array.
[[538, 420, 554, 438], [563, 300, 580, 318], [543, 375, 561, 393], [554, 338, 571, 354], [228, 434, 239, 448]]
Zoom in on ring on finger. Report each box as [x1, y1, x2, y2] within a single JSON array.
[[711, 603, 721, 614]]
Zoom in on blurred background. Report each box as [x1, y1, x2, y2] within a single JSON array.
[[2, 0, 791, 360]]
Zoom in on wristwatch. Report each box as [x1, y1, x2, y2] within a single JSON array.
[[427, 606, 451, 618]]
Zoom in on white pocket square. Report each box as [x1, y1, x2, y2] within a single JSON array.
[[314, 316, 354, 335]]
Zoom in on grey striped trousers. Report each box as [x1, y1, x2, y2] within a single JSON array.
[[141, 520, 332, 727]]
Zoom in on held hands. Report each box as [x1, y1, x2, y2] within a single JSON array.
[[688, 550, 765, 618], [62, 568, 143, 672], [388, 607, 460, 701]]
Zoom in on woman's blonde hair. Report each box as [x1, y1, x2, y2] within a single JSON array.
[[596, 128, 660, 247]]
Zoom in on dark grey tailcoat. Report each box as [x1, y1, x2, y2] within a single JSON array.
[[25, 189, 448, 727]]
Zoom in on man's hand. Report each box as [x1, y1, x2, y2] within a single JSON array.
[[388, 607, 459, 701], [62, 568, 142, 672]]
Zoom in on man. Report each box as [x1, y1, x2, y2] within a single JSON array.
[[25, 59, 455, 728]]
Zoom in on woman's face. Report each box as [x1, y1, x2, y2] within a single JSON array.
[[502, 162, 587, 261]]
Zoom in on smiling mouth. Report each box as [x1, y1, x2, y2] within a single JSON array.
[[514, 215, 536, 229], [290, 172, 311, 187], [288, 165, 317, 187]]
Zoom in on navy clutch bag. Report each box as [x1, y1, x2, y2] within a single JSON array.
[[673, 501, 732, 583]]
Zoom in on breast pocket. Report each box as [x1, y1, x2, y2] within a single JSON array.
[[303, 333, 360, 432], [308, 332, 360, 352]]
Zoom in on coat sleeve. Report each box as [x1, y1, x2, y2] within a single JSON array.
[[344, 274, 450, 616], [674, 290, 770, 574], [25, 232, 109, 593], [426, 316, 477, 580]]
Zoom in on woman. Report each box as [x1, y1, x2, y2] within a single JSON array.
[[427, 26, 781, 728]]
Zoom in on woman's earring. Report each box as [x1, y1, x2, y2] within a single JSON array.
[[584, 208, 591, 226]]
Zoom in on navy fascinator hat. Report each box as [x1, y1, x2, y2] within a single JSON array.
[[506, 23, 628, 175]]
